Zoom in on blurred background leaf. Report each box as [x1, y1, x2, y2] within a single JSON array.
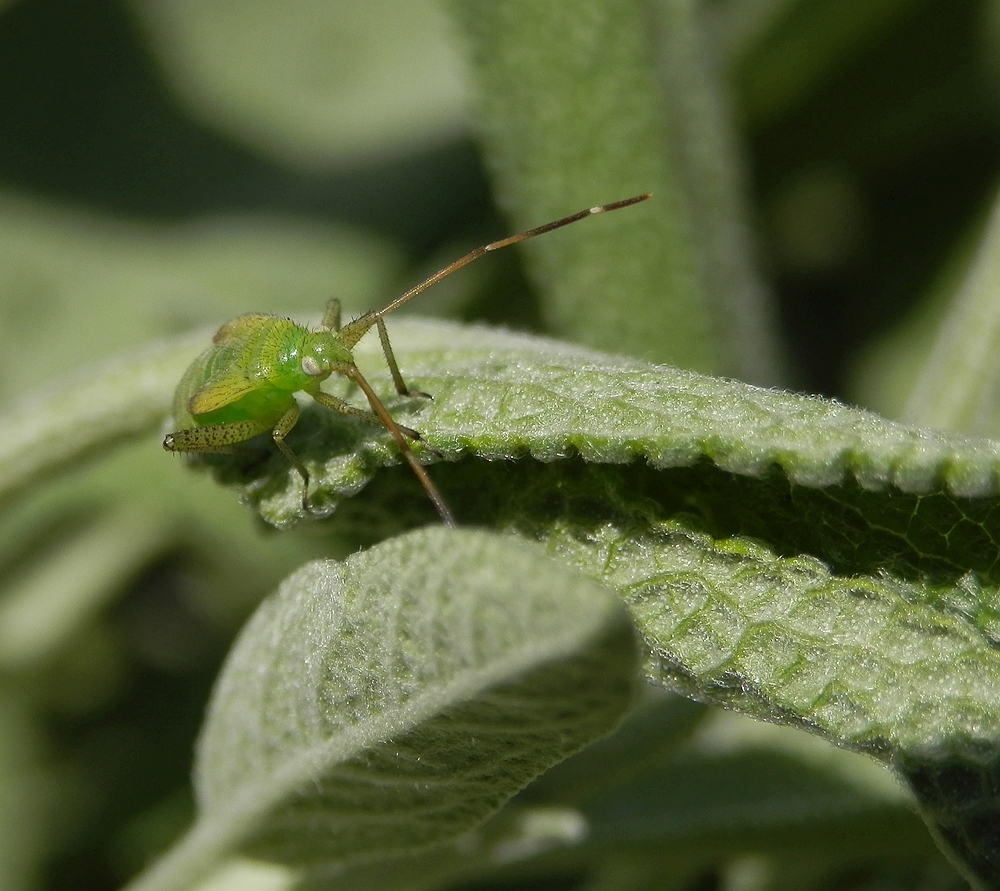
[[127, 0, 469, 169], [1, 0, 1000, 889]]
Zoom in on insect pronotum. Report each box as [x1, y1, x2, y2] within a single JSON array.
[[163, 193, 652, 526]]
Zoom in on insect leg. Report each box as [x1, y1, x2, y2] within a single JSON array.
[[376, 317, 430, 398], [337, 368, 455, 526], [321, 298, 341, 331], [311, 388, 412, 434], [269, 405, 313, 510], [163, 419, 272, 452]]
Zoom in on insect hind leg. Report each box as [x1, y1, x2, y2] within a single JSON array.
[[163, 418, 272, 452], [165, 412, 314, 511]]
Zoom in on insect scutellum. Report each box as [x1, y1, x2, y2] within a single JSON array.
[[163, 193, 652, 525]]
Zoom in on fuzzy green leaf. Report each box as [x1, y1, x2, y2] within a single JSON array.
[[0, 332, 208, 510], [0, 503, 174, 670], [202, 317, 1000, 887], [449, 0, 783, 382], [304, 706, 930, 891], [229, 317, 1000, 749], [900, 187, 1000, 436], [125, 527, 636, 891], [233, 318, 1000, 528], [14, 312, 1000, 886]]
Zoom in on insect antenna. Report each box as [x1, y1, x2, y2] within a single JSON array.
[[332, 192, 652, 525], [337, 193, 652, 348]]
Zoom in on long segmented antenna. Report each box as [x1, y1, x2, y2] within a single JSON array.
[[338, 193, 652, 348], [381, 193, 652, 319]]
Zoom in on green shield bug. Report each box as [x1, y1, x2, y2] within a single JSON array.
[[163, 193, 651, 525]]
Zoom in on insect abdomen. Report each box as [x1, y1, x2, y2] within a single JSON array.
[[172, 335, 299, 430], [190, 384, 296, 428]]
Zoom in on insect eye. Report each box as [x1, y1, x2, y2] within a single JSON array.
[[301, 356, 323, 376]]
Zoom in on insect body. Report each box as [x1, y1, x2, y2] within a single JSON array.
[[164, 298, 453, 522], [164, 193, 651, 526]]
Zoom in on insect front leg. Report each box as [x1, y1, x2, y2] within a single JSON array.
[[311, 390, 424, 443], [340, 367, 454, 526], [313, 386, 453, 524], [376, 317, 431, 398]]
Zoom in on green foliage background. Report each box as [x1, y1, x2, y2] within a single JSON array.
[[2, 1, 1000, 890]]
